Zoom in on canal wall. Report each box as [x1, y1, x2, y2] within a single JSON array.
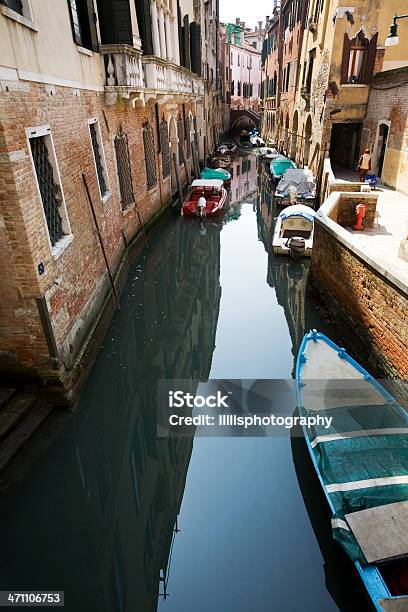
[[311, 192, 408, 380]]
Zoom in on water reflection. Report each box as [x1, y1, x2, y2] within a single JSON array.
[[0, 152, 367, 612], [256, 171, 322, 376], [0, 218, 222, 612]]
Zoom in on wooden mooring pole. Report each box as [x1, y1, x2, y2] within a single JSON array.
[[179, 146, 191, 186], [82, 173, 121, 311], [172, 153, 183, 207]]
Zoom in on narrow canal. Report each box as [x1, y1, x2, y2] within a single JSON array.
[[0, 152, 370, 611]]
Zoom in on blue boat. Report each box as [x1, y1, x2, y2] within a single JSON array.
[[296, 331, 408, 611]]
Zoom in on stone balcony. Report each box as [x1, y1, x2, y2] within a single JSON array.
[[142, 56, 204, 103], [100, 44, 144, 106]]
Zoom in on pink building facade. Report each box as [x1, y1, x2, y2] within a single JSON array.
[[229, 37, 261, 112]]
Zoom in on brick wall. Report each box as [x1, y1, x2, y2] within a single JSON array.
[[328, 192, 377, 228], [0, 82, 196, 395], [363, 66, 408, 194], [311, 222, 408, 379]]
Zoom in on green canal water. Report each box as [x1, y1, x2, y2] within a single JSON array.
[[0, 153, 371, 611]]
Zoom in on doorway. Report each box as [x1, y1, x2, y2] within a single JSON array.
[[376, 123, 389, 178], [330, 123, 362, 171]]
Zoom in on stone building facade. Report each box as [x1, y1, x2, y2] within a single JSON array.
[[0, 0, 224, 397], [261, 0, 408, 181], [261, 10, 280, 141], [228, 21, 262, 113]]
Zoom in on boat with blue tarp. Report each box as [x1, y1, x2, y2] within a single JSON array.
[[270, 156, 297, 183], [296, 330, 408, 611]]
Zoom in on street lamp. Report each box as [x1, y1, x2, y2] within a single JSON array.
[[385, 13, 408, 47]]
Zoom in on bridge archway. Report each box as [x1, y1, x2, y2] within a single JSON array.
[[230, 109, 260, 133]]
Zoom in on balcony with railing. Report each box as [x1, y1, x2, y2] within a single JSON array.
[[100, 44, 144, 106], [142, 56, 204, 102]]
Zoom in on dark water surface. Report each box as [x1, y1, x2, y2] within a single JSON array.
[[0, 153, 370, 611]]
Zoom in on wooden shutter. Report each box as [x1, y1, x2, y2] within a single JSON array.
[[86, 0, 99, 51], [183, 15, 191, 70], [190, 22, 202, 76], [68, 0, 83, 46], [340, 34, 351, 84], [363, 32, 378, 83], [134, 0, 153, 54], [178, 1, 183, 66]]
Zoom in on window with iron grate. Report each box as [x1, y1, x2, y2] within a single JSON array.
[[185, 115, 191, 160], [114, 126, 134, 210], [28, 127, 70, 249], [142, 121, 157, 190], [177, 113, 184, 165], [89, 120, 109, 199], [159, 118, 170, 179]]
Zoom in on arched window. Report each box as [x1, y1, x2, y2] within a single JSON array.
[[114, 125, 134, 210], [159, 117, 170, 179], [177, 113, 184, 165], [341, 31, 378, 84], [142, 121, 157, 190]]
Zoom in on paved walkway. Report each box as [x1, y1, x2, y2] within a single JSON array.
[[352, 186, 408, 288], [332, 166, 408, 289]]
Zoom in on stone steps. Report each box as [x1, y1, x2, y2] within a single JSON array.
[[0, 388, 16, 410], [0, 393, 37, 443], [0, 390, 54, 474]]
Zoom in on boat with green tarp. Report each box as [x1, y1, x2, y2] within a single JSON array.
[[296, 330, 408, 611]]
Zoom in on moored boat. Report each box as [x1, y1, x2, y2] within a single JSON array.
[[275, 168, 316, 207], [259, 146, 279, 161], [181, 179, 227, 218], [296, 331, 408, 612], [209, 154, 231, 169], [250, 134, 266, 147], [201, 166, 231, 187], [272, 204, 315, 258], [216, 143, 237, 156], [270, 155, 297, 183]]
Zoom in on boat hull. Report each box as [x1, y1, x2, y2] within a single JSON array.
[[181, 188, 227, 218], [274, 195, 315, 208], [296, 331, 408, 611]]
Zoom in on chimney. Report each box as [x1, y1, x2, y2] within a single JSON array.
[[241, 21, 245, 30], [236, 17, 240, 25], [266, 15, 270, 23], [258, 20, 263, 32]]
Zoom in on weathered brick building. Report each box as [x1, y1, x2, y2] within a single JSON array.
[[260, 0, 408, 179], [0, 0, 225, 399], [363, 66, 408, 195]]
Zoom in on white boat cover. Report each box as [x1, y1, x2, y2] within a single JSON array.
[[260, 147, 278, 156], [276, 168, 316, 197], [192, 179, 224, 188], [278, 204, 316, 223]]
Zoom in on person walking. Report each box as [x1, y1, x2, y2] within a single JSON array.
[[357, 149, 372, 182]]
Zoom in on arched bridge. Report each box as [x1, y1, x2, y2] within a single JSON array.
[[230, 109, 261, 131]]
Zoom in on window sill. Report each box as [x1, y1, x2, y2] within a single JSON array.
[[77, 46, 93, 57], [342, 83, 367, 88], [0, 6, 38, 31], [52, 234, 74, 260], [102, 191, 112, 204], [121, 203, 135, 215]]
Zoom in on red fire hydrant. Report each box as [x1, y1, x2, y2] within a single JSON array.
[[354, 203, 367, 230]]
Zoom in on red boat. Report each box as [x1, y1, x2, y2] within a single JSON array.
[[181, 179, 227, 219]]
